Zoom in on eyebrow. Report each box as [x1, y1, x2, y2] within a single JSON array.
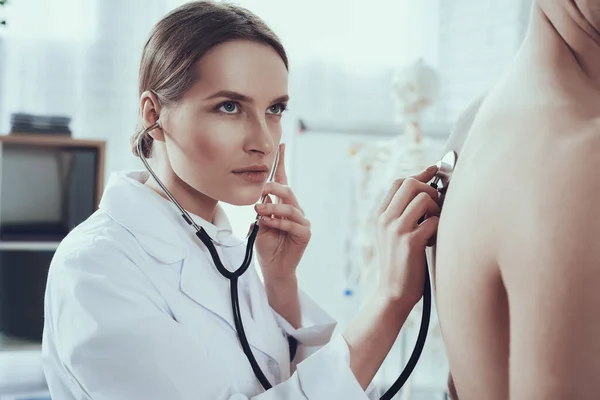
[[206, 90, 289, 104]]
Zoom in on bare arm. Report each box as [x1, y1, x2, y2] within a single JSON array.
[[502, 137, 600, 399], [265, 277, 301, 329], [344, 168, 441, 389], [344, 295, 413, 390]]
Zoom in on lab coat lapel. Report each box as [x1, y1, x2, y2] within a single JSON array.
[[179, 247, 235, 329], [245, 266, 291, 374], [179, 244, 285, 367]]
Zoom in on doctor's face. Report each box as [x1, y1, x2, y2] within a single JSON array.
[[159, 39, 288, 206]]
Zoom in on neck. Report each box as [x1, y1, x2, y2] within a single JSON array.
[[145, 159, 217, 224], [522, 1, 600, 83]]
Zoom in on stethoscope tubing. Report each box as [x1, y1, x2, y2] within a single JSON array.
[[137, 123, 273, 389]]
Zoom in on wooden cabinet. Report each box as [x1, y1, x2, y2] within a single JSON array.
[[0, 134, 105, 343]]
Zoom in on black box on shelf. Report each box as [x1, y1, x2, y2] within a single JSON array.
[[10, 113, 71, 136]]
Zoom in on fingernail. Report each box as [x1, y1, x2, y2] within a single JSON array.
[[427, 165, 437, 172], [256, 204, 266, 211]]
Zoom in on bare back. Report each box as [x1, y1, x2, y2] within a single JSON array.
[[432, 17, 600, 399]]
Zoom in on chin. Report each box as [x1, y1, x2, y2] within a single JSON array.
[[220, 187, 264, 206]]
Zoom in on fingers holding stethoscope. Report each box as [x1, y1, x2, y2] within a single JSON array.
[[261, 181, 304, 213], [375, 165, 441, 305], [377, 167, 441, 224], [255, 166, 310, 241], [254, 143, 310, 283], [400, 192, 440, 227], [255, 195, 310, 238], [376, 166, 438, 217], [409, 196, 440, 247], [384, 186, 440, 247], [377, 165, 441, 245]]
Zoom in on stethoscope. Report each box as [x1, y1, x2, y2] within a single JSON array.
[[137, 122, 457, 399]]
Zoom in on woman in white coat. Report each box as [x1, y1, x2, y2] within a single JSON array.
[[42, 2, 441, 399]]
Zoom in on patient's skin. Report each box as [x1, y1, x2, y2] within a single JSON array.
[[432, 1, 600, 399]]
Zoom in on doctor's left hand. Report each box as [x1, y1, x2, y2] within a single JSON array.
[[254, 143, 311, 284]]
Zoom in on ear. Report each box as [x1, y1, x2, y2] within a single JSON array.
[[140, 90, 165, 142]]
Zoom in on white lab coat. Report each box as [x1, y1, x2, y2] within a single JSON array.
[[42, 170, 379, 400]]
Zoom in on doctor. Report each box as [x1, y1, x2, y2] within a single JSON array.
[[42, 2, 441, 399]]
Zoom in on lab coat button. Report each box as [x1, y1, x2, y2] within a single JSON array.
[[229, 394, 249, 400]]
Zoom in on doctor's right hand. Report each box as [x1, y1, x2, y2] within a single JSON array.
[[375, 166, 441, 308]]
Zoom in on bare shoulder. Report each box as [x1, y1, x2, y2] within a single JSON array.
[[531, 116, 600, 222], [499, 115, 600, 275], [544, 117, 600, 237]]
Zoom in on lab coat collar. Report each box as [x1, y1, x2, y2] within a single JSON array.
[[99, 170, 233, 263], [190, 205, 234, 244]]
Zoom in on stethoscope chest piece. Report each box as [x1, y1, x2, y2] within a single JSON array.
[[432, 150, 457, 195]]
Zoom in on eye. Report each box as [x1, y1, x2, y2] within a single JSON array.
[[218, 101, 239, 114], [267, 103, 287, 115]]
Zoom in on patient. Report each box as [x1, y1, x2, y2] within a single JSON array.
[[433, 1, 600, 399]]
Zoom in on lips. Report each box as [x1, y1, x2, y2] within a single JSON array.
[[232, 165, 269, 174], [232, 165, 270, 183]]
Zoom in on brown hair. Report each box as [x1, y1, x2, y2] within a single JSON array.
[[132, 1, 289, 158]]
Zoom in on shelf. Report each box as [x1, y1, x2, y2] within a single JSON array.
[[0, 335, 45, 395], [0, 242, 60, 251], [0, 133, 105, 148], [0, 335, 40, 353]]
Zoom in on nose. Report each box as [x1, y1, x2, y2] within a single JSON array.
[[244, 115, 275, 155]]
